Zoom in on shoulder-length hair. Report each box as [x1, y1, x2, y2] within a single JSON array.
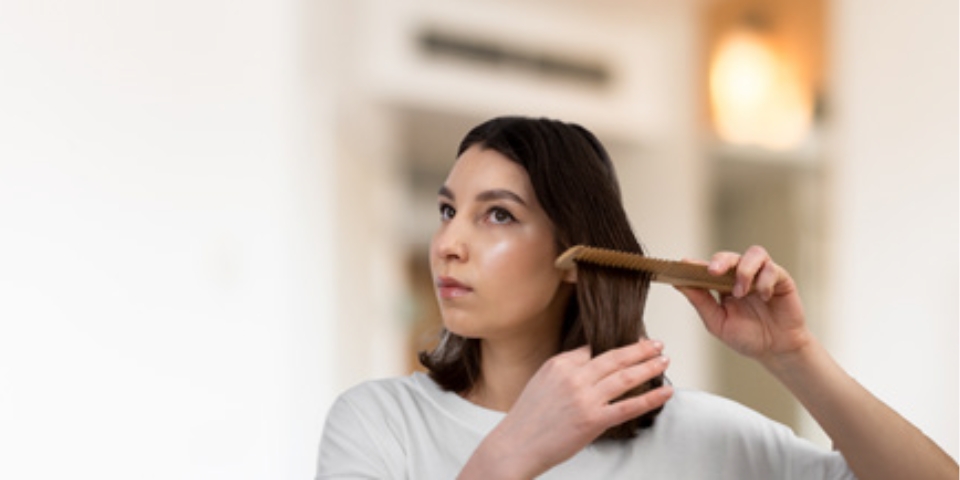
[[419, 116, 663, 440]]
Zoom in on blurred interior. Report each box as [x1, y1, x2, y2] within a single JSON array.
[[0, 0, 956, 479]]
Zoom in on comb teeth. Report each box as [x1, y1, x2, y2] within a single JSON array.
[[555, 245, 735, 293]]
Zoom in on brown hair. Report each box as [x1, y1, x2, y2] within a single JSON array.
[[419, 116, 663, 440]]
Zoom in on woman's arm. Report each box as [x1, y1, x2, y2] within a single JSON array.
[[765, 336, 956, 480], [678, 246, 958, 480]]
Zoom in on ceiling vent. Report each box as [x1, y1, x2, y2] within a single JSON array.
[[417, 29, 612, 88]]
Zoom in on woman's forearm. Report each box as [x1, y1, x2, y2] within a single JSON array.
[[457, 430, 537, 480], [762, 339, 958, 480]]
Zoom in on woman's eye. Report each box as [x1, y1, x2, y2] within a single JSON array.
[[439, 204, 455, 221], [487, 207, 515, 225]]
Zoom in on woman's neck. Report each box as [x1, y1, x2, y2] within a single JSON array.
[[465, 335, 559, 412]]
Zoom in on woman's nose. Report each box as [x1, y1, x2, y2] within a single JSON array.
[[432, 220, 468, 262]]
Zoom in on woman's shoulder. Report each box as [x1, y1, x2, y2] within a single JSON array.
[[332, 373, 429, 415], [328, 371, 504, 435], [659, 388, 795, 436], [666, 388, 772, 415], [321, 373, 433, 451], [319, 373, 500, 478], [319, 374, 439, 477], [668, 388, 769, 415], [337, 373, 419, 397]]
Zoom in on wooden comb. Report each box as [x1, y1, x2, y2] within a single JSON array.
[[555, 245, 736, 294]]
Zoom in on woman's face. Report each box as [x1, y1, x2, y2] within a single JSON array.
[[430, 145, 574, 343]]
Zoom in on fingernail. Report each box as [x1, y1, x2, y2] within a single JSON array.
[[661, 385, 675, 398], [659, 355, 670, 365], [651, 340, 663, 351]]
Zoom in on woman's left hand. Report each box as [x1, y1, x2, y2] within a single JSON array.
[[676, 245, 812, 363]]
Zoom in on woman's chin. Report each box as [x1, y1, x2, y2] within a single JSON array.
[[443, 324, 479, 339], [441, 317, 485, 340]]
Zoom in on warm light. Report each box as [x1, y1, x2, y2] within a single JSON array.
[[709, 27, 813, 150]]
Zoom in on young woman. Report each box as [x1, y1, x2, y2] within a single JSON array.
[[317, 116, 957, 479]]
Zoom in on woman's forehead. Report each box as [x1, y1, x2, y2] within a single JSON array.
[[443, 146, 535, 200]]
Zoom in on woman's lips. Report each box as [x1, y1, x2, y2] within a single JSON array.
[[436, 276, 473, 299]]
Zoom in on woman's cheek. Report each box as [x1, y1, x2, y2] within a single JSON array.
[[476, 236, 526, 280], [483, 236, 560, 296]]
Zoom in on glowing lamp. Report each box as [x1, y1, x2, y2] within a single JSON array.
[[709, 20, 813, 150]]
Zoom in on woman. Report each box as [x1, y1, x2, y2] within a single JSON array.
[[317, 116, 957, 479]]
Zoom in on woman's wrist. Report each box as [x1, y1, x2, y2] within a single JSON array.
[[460, 426, 539, 480], [758, 333, 821, 380]]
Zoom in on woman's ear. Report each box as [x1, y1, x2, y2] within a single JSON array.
[[562, 266, 577, 284]]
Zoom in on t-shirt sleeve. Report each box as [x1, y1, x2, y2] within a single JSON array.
[[315, 393, 405, 480], [662, 391, 857, 480], [733, 405, 856, 480], [776, 432, 857, 480]]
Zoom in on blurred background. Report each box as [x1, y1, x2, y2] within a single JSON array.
[[0, 0, 955, 478]]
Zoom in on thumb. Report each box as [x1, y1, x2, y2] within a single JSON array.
[[675, 286, 725, 336]]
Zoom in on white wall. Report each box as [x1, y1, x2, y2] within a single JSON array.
[[0, 1, 335, 478], [827, 0, 958, 460]]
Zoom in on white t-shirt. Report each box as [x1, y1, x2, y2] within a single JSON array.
[[317, 372, 855, 479]]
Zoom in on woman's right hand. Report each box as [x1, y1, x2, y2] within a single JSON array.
[[459, 340, 673, 480]]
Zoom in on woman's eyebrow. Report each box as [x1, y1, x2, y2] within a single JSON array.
[[438, 186, 528, 206], [438, 185, 454, 200], [476, 189, 527, 206]]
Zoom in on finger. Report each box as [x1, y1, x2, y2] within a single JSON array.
[[680, 258, 726, 297], [582, 339, 663, 382], [675, 286, 725, 336], [680, 257, 707, 267], [708, 251, 740, 274], [754, 259, 781, 301], [688, 254, 747, 293], [733, 246, 770, 298], [594, 354, 670, 401], [600, 385, 674, 427]]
